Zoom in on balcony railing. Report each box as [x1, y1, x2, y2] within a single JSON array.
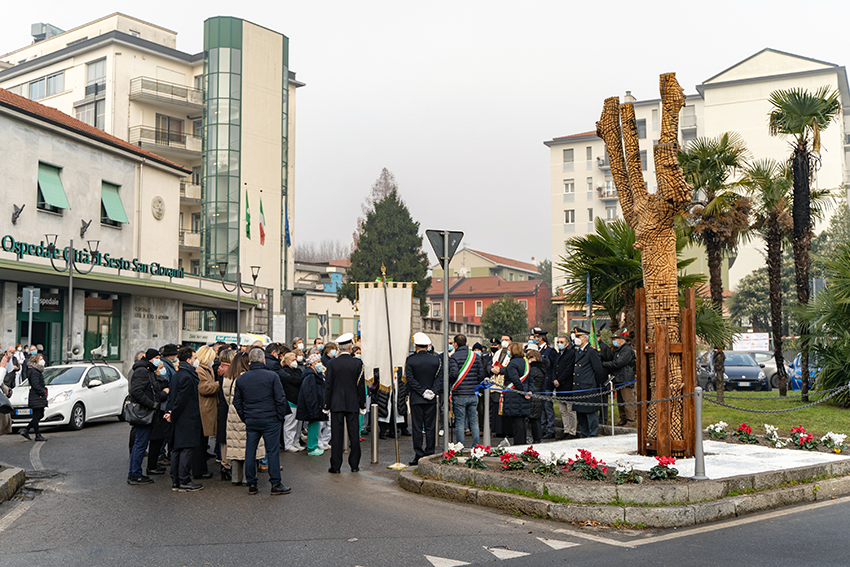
[[179, 178, 201, 200], [179, 230, 201, 248], [129, 77, 203, 108], [85, 81, 106, 98], [129, 126, 202, 154], [597, 184, 618, 200], [681, 114, 697, 131]]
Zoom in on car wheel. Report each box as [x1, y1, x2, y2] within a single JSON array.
[[706, 380, 716, 392], [69, 403, 86, 431], [117, 396, 129, 421], [770, 373, 780, 389]]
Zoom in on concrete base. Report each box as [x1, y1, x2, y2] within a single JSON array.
[[0, 466, 25, 504]]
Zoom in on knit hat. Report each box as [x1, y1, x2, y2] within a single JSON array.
[[144, 348, 161, 361], [160, 343, 179, 356], [307, 353, 322, 366]]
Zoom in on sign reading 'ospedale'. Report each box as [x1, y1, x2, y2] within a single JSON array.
[[2, 235, 184, 279]]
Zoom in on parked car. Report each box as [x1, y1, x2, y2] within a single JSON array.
[[9, 362, 129, 431], [743, 351, 794, 390], [789, 353, 822, 391], [697, 351, 769, 391]]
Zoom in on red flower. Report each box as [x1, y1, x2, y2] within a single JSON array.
[[791, 425, 806, 434], [522, 446, 540, 458], [736, 423, 752, 435], [655, 456, 677, 467]]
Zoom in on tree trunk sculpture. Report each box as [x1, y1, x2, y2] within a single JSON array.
[[596, 73, 693, 441]]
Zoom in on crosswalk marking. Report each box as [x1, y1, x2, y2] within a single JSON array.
[[484, 546, 530, 560], [424, 555, 470, 566], [537, 537, 580, 550]]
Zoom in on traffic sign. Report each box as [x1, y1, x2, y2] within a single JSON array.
[[426, 230, 463, 261], [22, 287, 40, 313]]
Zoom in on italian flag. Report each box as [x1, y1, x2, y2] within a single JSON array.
[[245, 190, 251, 240], [259, 199, 266, 246]]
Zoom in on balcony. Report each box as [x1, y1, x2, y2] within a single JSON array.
[[597, 182, 618, 200], [180, 178, 201, 201], [179, 230, 200, 249], [597, 155, 610, 170], [129, 77, 203, 110], [129, 126, 201, 157], [681, 114, 697, 134], [845, 133, 850, 145]]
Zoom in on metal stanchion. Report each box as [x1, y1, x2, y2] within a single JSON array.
[[371, 403, 379, 464], [388, 369, 407, 470], [483, 388, 491, 447], [344, 419, 349, 453], [693, 386, 708, 480], [609, 382, 615, 436], [435, 395, 441, 441]]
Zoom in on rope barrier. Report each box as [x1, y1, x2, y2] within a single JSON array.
[[703, 382, 850, 414]]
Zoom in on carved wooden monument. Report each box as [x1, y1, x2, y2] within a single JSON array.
[[596, 73, 697, 457]]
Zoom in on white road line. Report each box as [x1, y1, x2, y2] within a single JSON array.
[[484, 546, 530, 560], [424, 554, 470, 566], [29, 441, 43, 471], [537, 537, 580, 550], [554, 529, 637, 549], [0, 500, 34, 534]]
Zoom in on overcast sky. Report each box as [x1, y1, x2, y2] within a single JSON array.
[[2, 1, 848, 268]]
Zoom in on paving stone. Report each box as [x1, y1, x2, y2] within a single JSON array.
[[828, 459, 850, 476], [546, 483, 616, 504], [439, 466, 474, 485], [624, 505, 695, 528], [421, 480, 470, 502], [416, 459, 440, 477], [735, 485, 815, 516], [723, 474, 754, 495], [693, 499, 737, 524], [0, 467, 26, 504], [814, 476, 850, 501], [687, 480, 725, 502], [548, 503, 624, 524], [752, 469, 785, 491], [618, 484, 689, 505]]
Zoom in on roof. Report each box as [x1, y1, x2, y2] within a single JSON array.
[[466, 249, 538, 274], [553, 130, 596, 140], [703, 48, 837, 84], [0, 88, 190, 174], [427, 276, 547, 297]]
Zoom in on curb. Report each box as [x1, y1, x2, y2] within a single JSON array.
[[400, 457, 850, 528], [0, 466, 26, 504]]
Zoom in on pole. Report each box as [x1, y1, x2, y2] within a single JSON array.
[[68, 239, 75, 359], [382, 271, 405, 470], [371, 403, 379, 464], [693, 386, 708, 480], [236, 269, 242, 348], [483, 387, 491, 447], [27, 290, 34, 353], [610, 381, 615, 436], [442, 230, 450, 452]]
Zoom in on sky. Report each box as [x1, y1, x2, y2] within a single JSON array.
[[2, 0, 849, 268]]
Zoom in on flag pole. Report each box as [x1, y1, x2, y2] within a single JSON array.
[[383, 263, 406, 470]]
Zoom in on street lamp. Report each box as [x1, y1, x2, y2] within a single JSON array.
[[218, 262, 260, 347], [45, 234, 100, 360]]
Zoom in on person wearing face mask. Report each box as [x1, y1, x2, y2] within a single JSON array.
[[448, 334, 485, 449], [164, 347, 204, 492], [19, 352, 48, 442], [602, 329, 636, 427], [195, 345, 219, 479], [159, 344, 180, 383], [280, 352, 305, 452], [531, 328, 558, 439], [214, 348, 235, 479], [128, 349, 168, 484], [147, 350, 173, 476], [568, 327, 606, 438], [296, 353, 329, 456], [292, 337, 305, 353], [321, 342, 338, 369], [487, 335, 513, 438], [502, 342, 533, 445], [324, 333, 366, 474], [547, 335, 578, 439], [406, 333, 443, 465]]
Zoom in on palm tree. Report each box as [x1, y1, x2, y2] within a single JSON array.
[[679, 132, 751, 395], [768, 86, 841, 400]]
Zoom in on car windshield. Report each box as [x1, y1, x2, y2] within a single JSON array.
[[42, 366, 86, 385], [725, 354, 757, 367]]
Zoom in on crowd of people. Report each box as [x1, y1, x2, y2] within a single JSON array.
[[0, 343, 47, 439]]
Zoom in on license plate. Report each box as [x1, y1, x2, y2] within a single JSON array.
[[16, 408, 32, 416], [739, 382, 751, 387]]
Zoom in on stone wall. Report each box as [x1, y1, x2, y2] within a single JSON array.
[[120, 295, 181, 377]]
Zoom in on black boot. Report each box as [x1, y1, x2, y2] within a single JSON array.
[[20, 428, 31, 441]]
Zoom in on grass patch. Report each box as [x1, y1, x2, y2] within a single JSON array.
[[613, 520, 649, 529], [702, 390, 850, 438]]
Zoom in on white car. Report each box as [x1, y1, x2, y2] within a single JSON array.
[[9, 362, 129, 431]]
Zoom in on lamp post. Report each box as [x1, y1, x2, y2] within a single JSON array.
[[45, 235, 100, 360], [218, 262, 260, 348]]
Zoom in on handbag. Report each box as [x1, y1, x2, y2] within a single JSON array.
[[0, 388, 12, 415], [123, 399, 154, 426]]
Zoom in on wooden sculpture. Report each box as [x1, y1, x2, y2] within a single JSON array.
[[596, 73, 695, 455]]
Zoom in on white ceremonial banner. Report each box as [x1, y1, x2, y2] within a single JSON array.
[[358, 282, 413, 392]]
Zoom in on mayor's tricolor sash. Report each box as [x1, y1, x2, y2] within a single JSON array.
[[498, 358, 530, 415]]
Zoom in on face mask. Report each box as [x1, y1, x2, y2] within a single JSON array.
[[315, 363, 325, 373], [500, 341, 509, 349], [192, 359, 200, 368], [556, 342, 566, 351], [296, 355, 304, 362], [613, 340, 621, 349], [354, 354, 361, 359], [296, 343, 304, 350], [152, 358, 162, 367], [448, 344, 454, 352], [30, 349, 37, 355], [574, 337, 583, 346], [36, 361, 45, 370], [159, 367, 167, 376], [329, 350, 338, 358], [428, 346, 433, 352], [289, 361, 298, 369], [570, 333, 576, 342], [528, 341, 536, 348]]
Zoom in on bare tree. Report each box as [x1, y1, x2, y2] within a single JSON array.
[[294, 240, 351, 262], [354, 168, 399, 244]]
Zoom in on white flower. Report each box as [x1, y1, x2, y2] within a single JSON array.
[[708, 421, 728, 433], [448, 442, 465, 453], [764, 424, 778, 437], [821, 432, 847, 445], [540, 452, 558, 466], [614, 459, 633, 473], [470, 447, 487, 460]]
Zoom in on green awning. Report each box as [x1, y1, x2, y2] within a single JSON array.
[[101, 182, 129, 224], [37, 163, 70, 209]]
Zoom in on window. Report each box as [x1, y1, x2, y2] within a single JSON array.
[[652, 108, 659, 131], [192, 166, 202, 186], [454, 301, 464, 320], [586, 177, 593, 192], [475, 301, 483, 317], [84, 295, 121, 360], [586, 146, 593, 169], [637, 119, 647, 139], [36, 163, 70, 213], [193, 119, 203, 138], [191, 212, 201, 232], [562, 148, 574, 172], [194, 75, 203, 90], [606, 206, 618, 220], [640, 150, 648, 171], [75, 100, 105, 130], [432, 302, 442, 318], [588, 208, 594, 221], [519, 299, 528, 309], [563, 179, 575, 193], [564, 209, 575, 224], [190, 260, 200, 275], [86, 59, 106, 96], [156, 114, 184, 145], [101, 367, 121, 383], [28, 71, 64, 100], [101, 182, 128, 226]]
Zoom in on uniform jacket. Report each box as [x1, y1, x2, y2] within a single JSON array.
[[570, 345, 606, 413], [538, 343, 558, 387], [197, 363, 220, 437], [547, 347, 575, 392], [233, 362, 289, 422], [324, 353, 366, 413], [502, 356, 531, 417], [447, 346, 485, 397], [295, 367, 327, 422], [169, 362, 202, 450], [26, 366, 47, 409], [602, 343, 636, 385], [224, 373, 264, 461], [405, 350, 443, 405]]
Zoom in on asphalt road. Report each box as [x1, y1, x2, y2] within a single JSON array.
[[0, 419, 848, 567]]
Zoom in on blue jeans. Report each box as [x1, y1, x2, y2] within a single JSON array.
[[542, 395, 555, 436], [453, 395, 479, 447], [245, 418, 282, 486], [129, 425, 152, 478]]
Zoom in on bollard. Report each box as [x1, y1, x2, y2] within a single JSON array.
[[483, 388, 491, 448], [371, 403, 379, 464], [344, 419, 349, 453], [693, 386, 708, 480], [609, 382, 615, 436], [435, 395, 441, 439]]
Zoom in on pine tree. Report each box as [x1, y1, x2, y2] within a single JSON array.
[[339, 169, 432, 314]]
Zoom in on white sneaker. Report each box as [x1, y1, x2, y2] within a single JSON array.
[[285, 446, 300, 453], [319, 444, 331, 451], [300, 435, 308, 441], [295, 446, 306, 452]]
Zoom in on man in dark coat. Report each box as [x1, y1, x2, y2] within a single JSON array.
[[323, 333, 366, 474], [128, 348, 165, 485], [569, 327, 606, 438], [603, 329, 637, 427], [532, 327, 558, 438], [548, 335, 577, 439], [448, 333, 485, 448], [165, 347, 203, 492], [234, 347, 290, 495], [20, 353, 47, 441], [405, 333, 442, 465]]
